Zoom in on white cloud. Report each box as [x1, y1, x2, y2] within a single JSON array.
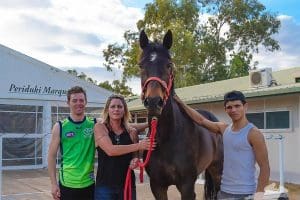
[[0, 1, 300, 94], [277, 15, 293, 21], [253, 15, 300, 70], [0, 0, 143, 67], [0, 0, 51, 9], [65, 66, 141, 94]]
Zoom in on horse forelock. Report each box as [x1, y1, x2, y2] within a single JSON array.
[[140, 43, 170, 64]]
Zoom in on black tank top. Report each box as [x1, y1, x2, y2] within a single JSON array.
[[96, 127, 135, 187]]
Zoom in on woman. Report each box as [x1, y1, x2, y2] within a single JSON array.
[[94, 94, 153, 200]]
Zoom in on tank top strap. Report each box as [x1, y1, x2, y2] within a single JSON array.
[[242, 123, 254, 136]]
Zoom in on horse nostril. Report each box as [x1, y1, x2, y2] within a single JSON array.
[[144, 98, 149, 108], [158, 98, 164, 107]]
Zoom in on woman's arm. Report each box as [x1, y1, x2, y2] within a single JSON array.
[[128, 127, 141, 169], [94, 122, 153, 156], [128, 127, 139, 158]]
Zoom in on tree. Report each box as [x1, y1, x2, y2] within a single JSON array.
[[197, 0, 280, 81], [97, 80, 114, 91], [98, 79, 133, 96], [67, 69, 78, 76], [103, 0, 280, 88], [66, 69, 133, 96]]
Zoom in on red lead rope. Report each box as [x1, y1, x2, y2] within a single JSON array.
[[124, 118, 158, 200]]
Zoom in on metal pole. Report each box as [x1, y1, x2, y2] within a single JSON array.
[[278, 135, 285, 193]]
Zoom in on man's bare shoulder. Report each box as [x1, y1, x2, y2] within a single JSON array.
[[249, 126, 264, 136], [248, 126, 265, 145]]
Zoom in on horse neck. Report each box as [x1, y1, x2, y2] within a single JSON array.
[[160, 88, 177, 119], [154, 95, 185, 143], [158, 96, 178, 129]]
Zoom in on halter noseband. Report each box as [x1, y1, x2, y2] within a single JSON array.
[[141, 72, 174, 104]]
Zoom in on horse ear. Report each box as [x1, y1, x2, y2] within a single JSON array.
[[139, 30, 149, 49], [163, 30, 172, 49]]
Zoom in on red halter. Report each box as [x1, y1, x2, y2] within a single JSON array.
[[141, 73, 174, 104]]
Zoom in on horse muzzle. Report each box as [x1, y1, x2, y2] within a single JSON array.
[[143, 96, 164, 117]]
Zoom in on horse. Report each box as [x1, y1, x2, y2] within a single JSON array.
[[139, 30, 224, 200]]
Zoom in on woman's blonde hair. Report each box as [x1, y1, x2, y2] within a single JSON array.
[[101, 94, 132, 131]]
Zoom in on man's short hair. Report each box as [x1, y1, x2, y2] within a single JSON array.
[[224, 90, 246, 106], [67, 86, 87, 102]]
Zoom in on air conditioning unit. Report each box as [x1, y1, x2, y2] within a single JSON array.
[[249, 68, 272, 88]]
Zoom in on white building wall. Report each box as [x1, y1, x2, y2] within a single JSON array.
[[0, 44, 111, 105], [0, 44, 113, 169]]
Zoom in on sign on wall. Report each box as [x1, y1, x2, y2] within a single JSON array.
[[9, 83, 67, 97]]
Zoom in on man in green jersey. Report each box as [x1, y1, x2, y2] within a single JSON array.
[[48, 86, 96, 200], [48, 86, 149, 200]]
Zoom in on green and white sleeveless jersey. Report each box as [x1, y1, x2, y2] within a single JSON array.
[[59, 116, 96, 188]]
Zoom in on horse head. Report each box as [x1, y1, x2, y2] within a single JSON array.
[[139, 30, 174, 118]]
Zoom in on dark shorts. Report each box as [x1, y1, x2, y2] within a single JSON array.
[[59, 182, 94, 200], [95, 185, 136, 200], [217, 190, 253, 200]]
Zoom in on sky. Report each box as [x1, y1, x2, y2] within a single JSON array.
[[0, 0, 300, 94]]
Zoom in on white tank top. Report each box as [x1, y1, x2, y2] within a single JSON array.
[[221, 123, 257, 194]]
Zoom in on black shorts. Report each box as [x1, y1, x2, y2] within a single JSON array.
[[59, 182, 94, 200]]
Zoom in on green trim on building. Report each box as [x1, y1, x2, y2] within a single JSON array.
[[128, 67, 300, 112]]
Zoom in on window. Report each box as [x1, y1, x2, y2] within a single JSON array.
[[0, 104, 43, 133], [246, 110, 290, 130], [246, 113, 264, 129], [0, 104, 44, 167], [3, 138, 42, 166], [266, 111, 289, 129]]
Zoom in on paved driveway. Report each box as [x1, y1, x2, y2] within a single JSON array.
[[1, 169, 203, 200], [1, 169, 297, 200]]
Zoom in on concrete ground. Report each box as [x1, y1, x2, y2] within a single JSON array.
[[1, 169, 299, 200], [1, 169, 203, 200]]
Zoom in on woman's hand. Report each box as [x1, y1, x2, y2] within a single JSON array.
[[129, 157, 139, 169], [138, 138, 156, 151]]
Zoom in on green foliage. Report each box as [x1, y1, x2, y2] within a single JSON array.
[[97, 80, 113, 91], [110, 79, 133, 97], [98, 79, 134, 97], [103, 0, 280, 88], [66, 69, 133, 96]]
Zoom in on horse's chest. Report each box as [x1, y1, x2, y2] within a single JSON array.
[[146, 150, 182, 183]]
